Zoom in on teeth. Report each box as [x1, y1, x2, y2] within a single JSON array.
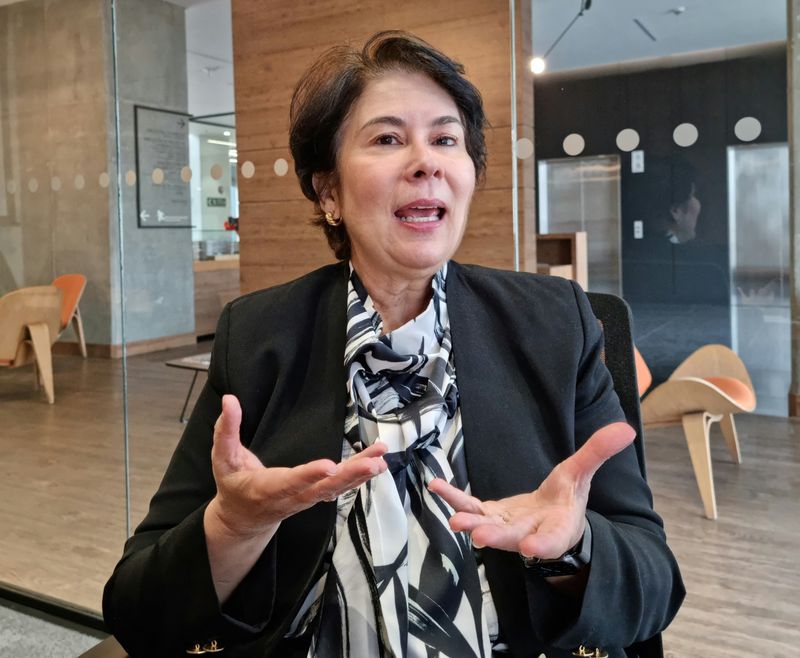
[[398, 214, 440, 223]]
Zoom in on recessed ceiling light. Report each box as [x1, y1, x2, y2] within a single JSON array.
[[668, 6, 686, 15], [223, 130, 231, 137]]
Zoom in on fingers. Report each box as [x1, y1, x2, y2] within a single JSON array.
[[564, 422, 636, 483], [517, 515, 583, 560], [212, 395, 245, 475], [346, 442, 389, 461], [273, 444, 388, 503], [306, 450, 388, 501], [427, 478, 484, 514]]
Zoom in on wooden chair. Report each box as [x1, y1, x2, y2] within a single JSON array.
[[586, 292, 664, 658], [0, 285, 62, 404], [53, 273, 88, 358], [637, 345, 756, 520]]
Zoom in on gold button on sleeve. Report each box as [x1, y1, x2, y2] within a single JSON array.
[[203, 639, 224, 653], [572, 646, 608, 658]]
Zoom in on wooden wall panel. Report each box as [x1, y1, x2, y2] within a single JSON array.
[[232, 0, 534, 293]]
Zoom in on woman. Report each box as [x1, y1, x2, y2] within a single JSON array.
[[104, 32, 684, 658]]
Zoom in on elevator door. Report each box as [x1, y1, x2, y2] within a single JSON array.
[[728, 143, 789, 416], [538, 155, 622, 295]]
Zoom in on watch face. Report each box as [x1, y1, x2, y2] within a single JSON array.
[[521, 523, 591, 577], [521, 556, 583, 577]]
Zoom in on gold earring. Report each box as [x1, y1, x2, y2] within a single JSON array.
[[325, 211, 342, 227]]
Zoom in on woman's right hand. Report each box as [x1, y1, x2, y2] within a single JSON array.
[[203, 394, 388, 602]]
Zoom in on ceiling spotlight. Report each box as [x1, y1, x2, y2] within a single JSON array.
[[530, 57, 546, 75], [668, 6, 686, 15], [223, 130, 231, 137]]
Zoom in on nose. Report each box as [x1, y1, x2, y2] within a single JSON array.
[[406, 141, 442, 180]]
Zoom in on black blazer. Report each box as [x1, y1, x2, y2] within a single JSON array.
[[103, 262, 684, 658]]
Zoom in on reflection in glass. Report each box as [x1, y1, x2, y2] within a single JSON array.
[[538, 155, 621, 295], [728, 143, 789, 416]]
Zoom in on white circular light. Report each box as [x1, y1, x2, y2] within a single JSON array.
[[99, 172, 110, 188], [125, 170, 137, 186], [530, 57, 546, 75], [180, 166, 192, 182], [152, 168, 165, 185], [210, 164, 223, 180], [74, 174, 85, 190], [223, 130, 231, 137], [515, 137, 534, 160], [563, 133, 586, 156], [673, 123, 698, 147], [50, 176, 61, 192], [734, 117, 762, 142], [241, 161, 256, 179], [273, 158, 289, 177], [28, 178, 39, 193], [616, 128, 640, 152]]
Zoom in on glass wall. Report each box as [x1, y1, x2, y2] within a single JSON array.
[[0, 0, 239, 619], [0, 0, 127, 614], [0, 0, 524, 623], [530, 1, 789, 407]]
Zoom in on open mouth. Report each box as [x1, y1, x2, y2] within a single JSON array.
[[394, 202, 446, 223]]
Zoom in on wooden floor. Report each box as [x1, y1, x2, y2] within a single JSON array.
[[0, 350, 798, 655]]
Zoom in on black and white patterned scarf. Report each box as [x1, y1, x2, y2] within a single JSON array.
[[287, 263, 491, 657]]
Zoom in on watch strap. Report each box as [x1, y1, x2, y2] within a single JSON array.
[[521, 518, 592, 577]]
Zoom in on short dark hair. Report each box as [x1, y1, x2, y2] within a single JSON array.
[[289, 31, 488, 260]]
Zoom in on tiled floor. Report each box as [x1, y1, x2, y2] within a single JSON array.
[[0, 599, 102, 658]]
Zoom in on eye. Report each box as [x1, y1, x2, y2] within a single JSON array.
[[433, 135, 458, 146], [375, 134, 401, 145]]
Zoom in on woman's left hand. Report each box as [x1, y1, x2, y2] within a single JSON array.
[[427, 422, 635, 560]]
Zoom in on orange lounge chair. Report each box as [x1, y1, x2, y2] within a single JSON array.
[[53, 273, 87, 357], [0, 286, 62, 403], [636, 345, 756, 519]]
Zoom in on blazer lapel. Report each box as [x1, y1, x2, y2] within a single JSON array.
[[446, 262, 549, 500], [263, 264, 350, 626], [446, 261, 550, 655]]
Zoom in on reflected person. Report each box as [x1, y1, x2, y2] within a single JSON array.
[[103, 32, 684, 658], [665, 160, 701, 244]]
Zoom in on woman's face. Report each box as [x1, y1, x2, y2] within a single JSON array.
[[321, 70, 476, 281]]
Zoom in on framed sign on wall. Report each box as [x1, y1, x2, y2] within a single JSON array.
[[134, 105, 191, 228]]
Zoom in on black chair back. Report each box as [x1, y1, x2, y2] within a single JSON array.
[[586, 292, 663, 658]]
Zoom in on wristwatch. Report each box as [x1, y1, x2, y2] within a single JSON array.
[[520, 519, 592, 577]]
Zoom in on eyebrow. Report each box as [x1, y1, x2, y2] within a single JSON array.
[[359, 115, 463, 132]]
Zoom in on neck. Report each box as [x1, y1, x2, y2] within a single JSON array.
[[351, 259, 441, 334]]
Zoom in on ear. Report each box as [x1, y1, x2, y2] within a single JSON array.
[[313, 173, 338, 215]]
